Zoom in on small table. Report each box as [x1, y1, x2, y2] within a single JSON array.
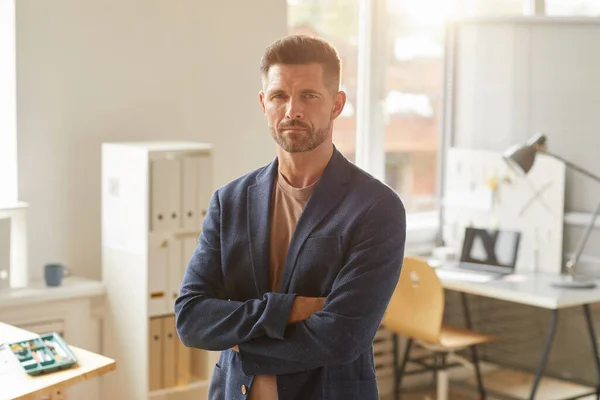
[[436, 269, 600, 400], [0, 322, 116, 400]]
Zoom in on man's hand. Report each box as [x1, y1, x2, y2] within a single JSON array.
[[287, 296, 326, 325]]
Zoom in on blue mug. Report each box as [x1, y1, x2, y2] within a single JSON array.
[[44, 264, 70, 287]]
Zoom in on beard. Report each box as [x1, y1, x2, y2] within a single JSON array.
[[270, 119, 332, 153]]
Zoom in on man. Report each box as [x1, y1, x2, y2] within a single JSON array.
[[175, 35, 406, 400]]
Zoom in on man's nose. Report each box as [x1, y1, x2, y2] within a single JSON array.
[[285, 99, 304, 120]]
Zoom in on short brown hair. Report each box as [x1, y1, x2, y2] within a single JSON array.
[[260, 35, 341, 92]]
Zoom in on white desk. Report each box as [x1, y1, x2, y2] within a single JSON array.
[[438, 271, 600, 309], [433, 269, 600, 400]]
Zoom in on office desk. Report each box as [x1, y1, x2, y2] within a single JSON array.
[[0, 322, 116, 400], [435, 270, 600, 400]]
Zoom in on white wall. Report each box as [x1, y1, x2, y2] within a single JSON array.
[[16, 0, 287, 280], [0, 0, 18, 203]]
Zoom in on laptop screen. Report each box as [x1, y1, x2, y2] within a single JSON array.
[[460, 227, 521, 269]]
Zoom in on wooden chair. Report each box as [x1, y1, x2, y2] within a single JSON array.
[[382, 257, 496, 400]]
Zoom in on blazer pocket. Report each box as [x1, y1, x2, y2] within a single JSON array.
[[295, 236, 342, 296]]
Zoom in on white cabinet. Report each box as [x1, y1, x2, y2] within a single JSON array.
[[102, 142, 217, 400]]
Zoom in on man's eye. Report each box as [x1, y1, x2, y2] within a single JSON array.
[[304, 94, 317, 99], [272, 94, 286, 99]]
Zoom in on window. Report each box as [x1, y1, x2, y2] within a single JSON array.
[[456, 0, 532, 16], [381, 0, 529, 213], [0, 0, 18, 204], [287, 0, 530, 219], [382, 0, 446, 213], [544, 0, 600, 16], [287, 0, 359, 162], [287, 0, 443, 215]]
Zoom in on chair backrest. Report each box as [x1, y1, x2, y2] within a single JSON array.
[[382, 257, 444, 344]]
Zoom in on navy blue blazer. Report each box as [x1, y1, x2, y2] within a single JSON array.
[[175, 148, 406, 400]]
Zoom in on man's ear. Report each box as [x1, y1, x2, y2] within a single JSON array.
[[331, 90, 347, 120], [259, 91, 266, 115]]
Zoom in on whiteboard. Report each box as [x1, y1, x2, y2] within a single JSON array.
[[442, 148, 565, 274]]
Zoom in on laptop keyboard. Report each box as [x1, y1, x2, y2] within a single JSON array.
[[435, 268, 497, 283]]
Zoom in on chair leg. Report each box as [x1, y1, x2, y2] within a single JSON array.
[[436, 353, 448, 400], [432, 353, 438, 386], [461, 292, 486, 399], [395, 336, 413, 400], [393, 334, 399, 400], [469, 345, 486, 399]]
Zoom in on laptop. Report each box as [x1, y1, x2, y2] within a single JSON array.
[[437, 227, 521, 280]]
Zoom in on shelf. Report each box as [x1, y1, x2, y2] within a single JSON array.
[[148, 229, 202, 240], [0, 277, 106, 309], [149, 379, 210, 398]]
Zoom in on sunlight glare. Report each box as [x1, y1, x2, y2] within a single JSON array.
[[389, 0, 457, 27]]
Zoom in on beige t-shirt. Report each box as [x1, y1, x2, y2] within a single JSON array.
[[248, 171, 317, 400]]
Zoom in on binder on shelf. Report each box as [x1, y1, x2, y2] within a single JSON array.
[[149, 318, 163, 391], [148, 236, 169, 317], [198, 155, 213, 222], [150, 158, 182, 232], [182, 236, 198, 282], [176, 336, 191, 385], [167, 238, 183, 313], [182, 156, 202, 230], [162, 316, 177, 388]]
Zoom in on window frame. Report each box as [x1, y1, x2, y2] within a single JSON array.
[[354, 0, 441, 251]]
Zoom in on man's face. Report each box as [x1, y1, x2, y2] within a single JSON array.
[[260, 63, 345, 153]]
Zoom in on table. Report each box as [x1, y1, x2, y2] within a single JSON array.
[[435, 269, 600, 400], [0, 322, 116, 400]]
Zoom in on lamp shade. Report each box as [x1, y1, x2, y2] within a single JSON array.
[[503, 133, 547, 174]]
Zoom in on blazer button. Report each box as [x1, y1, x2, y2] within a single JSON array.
[[241, 384, 247, 395]]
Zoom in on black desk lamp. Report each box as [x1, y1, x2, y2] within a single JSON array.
[[503, 133, 600, 289]]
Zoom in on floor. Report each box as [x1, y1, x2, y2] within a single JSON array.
[[380, 384, 599, 400], [380, 386, 491, 400]]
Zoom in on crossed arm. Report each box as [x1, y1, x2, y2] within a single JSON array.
[[230, 296, 325, 352], [175, 191, 406, 376]]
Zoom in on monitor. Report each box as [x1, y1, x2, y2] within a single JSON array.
[[460, 227, 521, 269]]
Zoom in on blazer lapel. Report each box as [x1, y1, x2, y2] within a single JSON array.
[[247, 159, 278, 296], [279, 149, 352, 293]]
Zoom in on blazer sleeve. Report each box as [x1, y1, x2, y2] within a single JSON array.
[[174, 191, 296, 351], [238, 192, 406, 375]]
